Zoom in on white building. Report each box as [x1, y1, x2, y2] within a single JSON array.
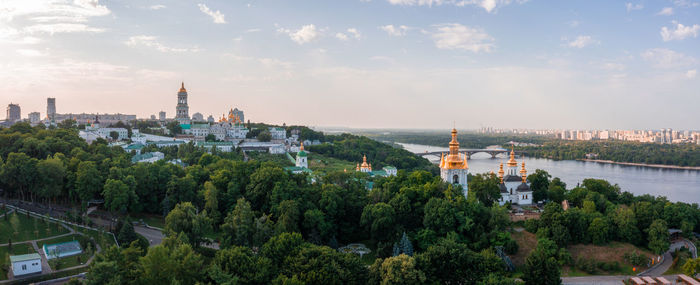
[[132, 152, 164, 163], [439, 128, 469, 197], [28, 112, 41, 124], [10, 253, 42, 276], [96, 128, 129, 140], [295, 143, 308, 168], [497, 148, 533, 206], [269, 127, 286, 140], [196, 141, 236, 152]]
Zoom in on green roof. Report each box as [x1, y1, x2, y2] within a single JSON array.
[[180, 124, 191, 130], [383, 166, 397, 170], [125, 144, 145, 150], [10, 253, 41, 263], [297, 150, 307, 157], [191, 123, 209, 129], [284, 166, 313, 173]]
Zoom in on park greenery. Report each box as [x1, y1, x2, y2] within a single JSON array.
[[1, 121, 699, 284], [519, 140, 699, 167]]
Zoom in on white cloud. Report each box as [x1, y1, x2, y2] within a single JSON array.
[[687, 69, 697, 78], [149, 5, 166, 10], [660, 21, 700, 41], [347, 28, 361, 39], [672, 0, 700, 7], [656, 7, 673, 15], [335, 32, 349, 41], [197, 3, 226, 24], [641, 48, 696, 68], [278, 24, 320, 45], [380, 24, 409, 36], [245, 28, 261, 33], [125, 35, 200, 53], [567, 35, 598, 48], [0, 0, 110, 38], [430, 23, 494, 52], [625, 2, 643, 11], [601, 62, 625, 71], [385, 0, 528, 13]]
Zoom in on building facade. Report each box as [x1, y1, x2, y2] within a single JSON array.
[[47, 97, 56, 120], [175, 82, 190, 124], [439, 128, 469, 197], [296, 143, 308, 168], [10, 253, 42, 276], [6, 103, 20, 122], [192, 112, 204, 122], [497, 148, 533, 205], [28, 112, 41, 123], [159, 111, 166, 121]]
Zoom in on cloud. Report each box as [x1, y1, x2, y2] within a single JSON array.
[[197, 3, 226, 24], [567, 35, 598, 48], [335, 32, 349, 41], [656, 7, 673, 15], [278, 24, 320, 45], [385, 0, 528, 13], [687, 69, 697, 79], [245, 28, 261, 33], [625, 2, 643, 11], [672, 0, 700, 7], [430, 23, 494, 52], [660, 21, 700, 41], [347, 28, 361, 39], [0, 0, 110, 38], [380, 24, 409, 36], [601, 62, 625, 71], [125, 35, 200, 52], [641, 48, 696, 68], [149, 5, 166, 10]]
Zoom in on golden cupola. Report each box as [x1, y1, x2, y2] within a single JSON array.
[[507, 145, 518, 167], [442, 128, 468, 170], [179, 82, 187, 93], [520, 162, 527, 182], [498, 163, 504, 183]]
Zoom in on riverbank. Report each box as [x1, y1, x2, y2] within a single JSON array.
[[580, 159, 700, 171]]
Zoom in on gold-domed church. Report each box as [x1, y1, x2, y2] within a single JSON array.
[[496, 147, 533, 205], [439, 128, 469, 196]]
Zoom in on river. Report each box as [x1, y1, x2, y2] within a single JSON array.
[[398, 143, 700, 204]]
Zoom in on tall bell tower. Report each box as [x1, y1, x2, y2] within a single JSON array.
[[175, 82, 190, 124], [439, 128, 469, 196]]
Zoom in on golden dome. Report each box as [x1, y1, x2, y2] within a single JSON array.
[[179, 82, 187, 93], [520, 161, 527, 182], [300, 142, 304, 151], [442, 128, 468, 169], [507, 145, 518, 167], [498, 163, 504, 183], [360, 155, 369, 168]]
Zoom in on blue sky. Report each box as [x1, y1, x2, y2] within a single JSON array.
[[1, 0, 698, 129]]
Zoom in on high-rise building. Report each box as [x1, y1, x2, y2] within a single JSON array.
[[159, 111, 166, 121], [175, 82, 190, 124], [6, 103, 21, 122], [150, 115, 156, 120], [47, 98, 56, 120], [28, 112, 41, 123], [231, 108, 244, 123]]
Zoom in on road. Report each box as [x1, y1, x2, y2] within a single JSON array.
[[640, 239, 696, 276], [134, 225, 165, 247]]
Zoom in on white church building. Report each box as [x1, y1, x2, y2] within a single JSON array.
[[497, 147, 533, 206], [439, 128, 469, 197]]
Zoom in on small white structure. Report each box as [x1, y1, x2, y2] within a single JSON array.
[[131, 152, 164, 163], [295, 143, 308, 168], [10, 253, 42, 276], [44, 240, 82, 259]]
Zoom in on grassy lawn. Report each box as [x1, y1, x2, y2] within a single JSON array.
[[248, 152, 294, 166], [360, 251, 377, 266], [131, 213, 165, 229], [0, 243, 36, 280], [75, 227, 117, 249], [308, 153, 356, 173], [0, 212, 69, 243]]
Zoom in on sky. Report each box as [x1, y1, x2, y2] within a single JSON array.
[[1, 0, 699, 130]]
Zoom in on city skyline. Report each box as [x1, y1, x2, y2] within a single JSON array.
[[1, 0, 699, 129]]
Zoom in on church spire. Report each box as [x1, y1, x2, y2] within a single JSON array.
[[520, 161, 527, 183], [507, 145, 518, 167], [498, 163, 504, 183]]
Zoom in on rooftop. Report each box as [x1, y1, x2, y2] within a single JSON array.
[[10, 253, 41, 263]]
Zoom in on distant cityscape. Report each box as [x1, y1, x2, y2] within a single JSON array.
[[478, 127, 700, 145]]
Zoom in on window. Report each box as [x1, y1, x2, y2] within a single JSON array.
[[452, 175, 459, 184], [22, 264, 26, 270]]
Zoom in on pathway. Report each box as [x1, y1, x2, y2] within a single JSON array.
[[640, 239, 696, 277]]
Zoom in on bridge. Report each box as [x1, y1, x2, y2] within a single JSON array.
[[416, 149, 525, 159]]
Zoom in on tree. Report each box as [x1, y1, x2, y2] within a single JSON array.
[[414, 237, 500, 284], [612, 207, 641, 245], [209, 246, 275, 284], [522, 238, 561, 285], [109, 131, 119, 141], [588, 217, 610, 245], [682, 258, 700, 278], [221, 198, 255, 248], [468, 173, 501, 206], [257, 130, 272, 142], [36, 156, 65, 203], [164, 202, 212, 248], [139, 242, 205, 284], [103, 179, 137, 214], [205, 134, 217, 142], [528, 169, 551, 203], [75, 161, 102, 204], [647, 219, 670, 254], [282, 245, 368, 284], [361, 203, 396, 243], [166, 121, 182, 136], [1, 152, 38, 201], [203, 182, 221, 225], [275, 200, 301, 234], [371, 254, 426, 285]]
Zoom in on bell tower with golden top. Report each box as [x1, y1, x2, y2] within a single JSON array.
[[439, 128, 469, 196]]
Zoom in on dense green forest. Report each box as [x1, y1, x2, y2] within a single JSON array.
[[1, 122, 699, 284], [520, 140, 700, 167], [356, 130, 550, 149]]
